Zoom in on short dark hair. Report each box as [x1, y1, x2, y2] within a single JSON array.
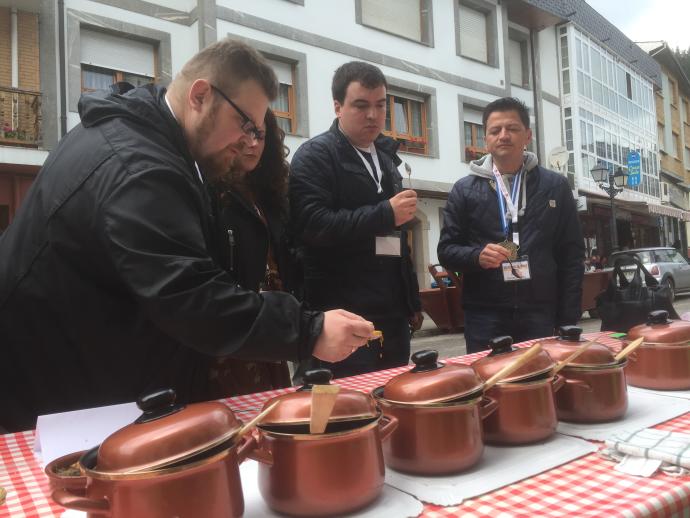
[[482, 97, 530, 129], [331, 61, 388, 103]]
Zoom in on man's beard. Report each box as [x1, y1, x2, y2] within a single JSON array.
[[190, 108, 243, 181]]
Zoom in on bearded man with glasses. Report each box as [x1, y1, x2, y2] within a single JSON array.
[[0, 39, 373, 433]]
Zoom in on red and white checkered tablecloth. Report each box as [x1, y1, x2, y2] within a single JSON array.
[[3, 333, 690, 518]]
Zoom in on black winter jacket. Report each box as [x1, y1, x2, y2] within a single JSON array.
[[0, 85, 322, 432], [213, 188, 298, 295], [437, 163, 584, 326], [290, 120, 421, 320]]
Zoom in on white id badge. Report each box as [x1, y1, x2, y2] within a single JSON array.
[[501, 257, 531, 282], [375, 233, 402, 256]]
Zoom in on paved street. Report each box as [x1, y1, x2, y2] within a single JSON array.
[[411, 293, 690, 360]]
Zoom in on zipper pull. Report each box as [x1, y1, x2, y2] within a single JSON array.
[[227, 229, 235, 271]]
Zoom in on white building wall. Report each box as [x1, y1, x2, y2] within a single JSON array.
[[218, 0, 508, 90], [539, 27, 560, 97], [421, 197, 449, 267], [542, 101, 564, 162]]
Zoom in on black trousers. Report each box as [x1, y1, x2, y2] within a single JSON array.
[[294, 316, 411, 382], [463, 307, 556, 354]]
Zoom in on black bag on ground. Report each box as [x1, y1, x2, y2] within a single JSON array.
[[596, 254, 679, 332]]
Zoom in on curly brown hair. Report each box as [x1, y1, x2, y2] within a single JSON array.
[[248, 109, 290, 217], [213, 109, 290, 217]]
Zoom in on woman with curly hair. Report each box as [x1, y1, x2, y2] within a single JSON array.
[[209, 109, 299, 395]]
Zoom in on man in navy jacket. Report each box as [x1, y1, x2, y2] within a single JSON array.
[[438, 97, 584, 353]]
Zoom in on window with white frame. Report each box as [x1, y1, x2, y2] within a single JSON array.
[[463, 107, 486, 161], [359, 0, 432, 44], [673, 132, 680, 158], [80, 29, 155, 92], [266, 58, 296, 134], [458, 3, 488, 63], [508, 36, 530, 88], [464, 122, 485, 160], [685, 146, 690, 169], [384, 92, 428, 155], [565, 28, 658, 198]]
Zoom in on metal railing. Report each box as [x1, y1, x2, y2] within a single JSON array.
[[0, 86, 42, 147]]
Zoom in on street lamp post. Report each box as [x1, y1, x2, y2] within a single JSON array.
[[590, 164, 629, 252]]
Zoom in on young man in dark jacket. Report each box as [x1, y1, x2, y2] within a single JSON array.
[[438, 97, 584, 353], [290, 61, 423, 378], [0, 40, 373, 432]]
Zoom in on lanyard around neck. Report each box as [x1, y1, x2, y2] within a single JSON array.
[[352, 144, 383, 194], [492, 162, 523, 244]]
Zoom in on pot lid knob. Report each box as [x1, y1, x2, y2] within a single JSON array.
[[303, 368, 334, 388], [558, 326, 582, 342], [488, 336, 514, 356], [648, 310, 670, 325], [410, 350, 443, 372], [135, 388, 185, 424]]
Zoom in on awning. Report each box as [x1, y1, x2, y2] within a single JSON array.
[[647, 203, 690, 221]]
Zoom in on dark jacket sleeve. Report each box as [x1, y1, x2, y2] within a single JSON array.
[[437, 181, 484, 273], [403, 235, 422, 313], [290, 140, 396, 246], [553, 176, 585, 326], [101, 165, 323, 362]]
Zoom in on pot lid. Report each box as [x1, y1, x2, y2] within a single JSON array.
[[259, 369, 378, 427], [540, 326, 617, 366], [627, 310, 690, 344], [472, 336, 555, 383], [97, 389, 241, 473], [382, 350, 483, 404]]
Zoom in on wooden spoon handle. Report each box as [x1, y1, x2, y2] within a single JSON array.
[[552, 334, 603, 375], [483, 342, 544, 392], [614, 337, 644, 362], [235, 401, 279, 439]]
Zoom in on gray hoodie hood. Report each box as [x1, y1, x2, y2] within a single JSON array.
[[468, 151, 539, 216]]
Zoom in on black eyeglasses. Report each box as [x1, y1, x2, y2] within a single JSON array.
[[210, 84, 265, 141]]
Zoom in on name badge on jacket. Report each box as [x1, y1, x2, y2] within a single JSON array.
[[376, 232, 402, 256], [501, 256, 531, 282]]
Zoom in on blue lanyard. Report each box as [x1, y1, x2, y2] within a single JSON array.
[[495, 171, 522, 238]]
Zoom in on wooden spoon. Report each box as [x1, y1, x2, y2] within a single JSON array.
[[235, 401, 279, 439], [614, 337, 644, 362], [483, 342, 544, 392], [310, 384, 341, 434], [551, 335, 602, 376]]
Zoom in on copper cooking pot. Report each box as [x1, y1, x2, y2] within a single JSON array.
[[51, 389, 253, 518], [372, 349, 497, 475], [625, 310, 690, 390], [541, 326, 627, 423], [45, 450, 87, 497], [249, 369, 397, 517], [472, 336, 563, 445]]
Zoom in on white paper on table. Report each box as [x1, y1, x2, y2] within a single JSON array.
[[557, 388, 690, 441], [384, 434, 597, 507], [627, 386, 690, 400], [35, 401, 139, 467], [614, 455, 663, 477], [240, 460, 424, 518]]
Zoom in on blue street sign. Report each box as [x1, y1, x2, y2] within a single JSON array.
[[627, 151, 641, 186]]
